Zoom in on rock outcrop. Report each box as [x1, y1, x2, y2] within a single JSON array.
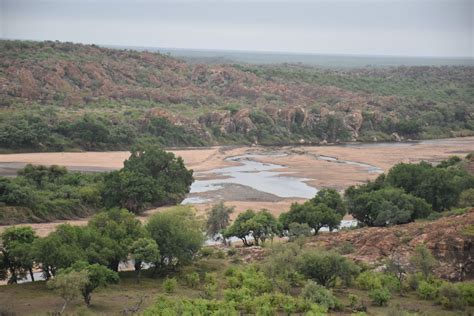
[[310, 209, 474, 281]]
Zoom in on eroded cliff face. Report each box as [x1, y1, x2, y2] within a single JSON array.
[[310, 210, 474, 281]]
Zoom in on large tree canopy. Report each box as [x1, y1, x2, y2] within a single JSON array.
[[146, 206, 204, 268], [103, 145, 194, 213]]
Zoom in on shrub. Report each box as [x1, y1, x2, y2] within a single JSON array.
[[203, 273, 218, 299], [200, 247, 214, 257], [356, 271, 399, 293], [163, 278, 177, 294], [348, 294, 367, 312], [437, 282, 465, 310], [301, 280, 339, 310], [215, 249, 226, 259], [406, 273, 424, 291], [369, 287, 391, 306], [337, 241, 354, 255], [417, 280, 438, 300], [298, 250, 359, 287], [458, 282, 474, 306], [227, 248, 237, 257], [185, 272, 200, 288]]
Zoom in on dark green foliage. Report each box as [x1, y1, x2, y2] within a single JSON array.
[[102, 170, 158, 213], [223, 209, 281, 246], [0, 226, 37, 283], [280, 201, 342, 234], [347, 187, 430, 226], [310, 188, 346, 217], [87, 208, 144, 272], [0, 145, 194, 224], [302, 280, 339, 310], [146, 206, 204, 268], [62, 261, 119, 306], [369, 287, 391, 306], [386, 161, 474, 211], [122, 145, 194, 205], [0, 165, 104, 224], [345, 156, 473, 227], [298, 250, 359, 287]]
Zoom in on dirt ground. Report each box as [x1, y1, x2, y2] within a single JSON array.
[[0, 137, 472, 237]]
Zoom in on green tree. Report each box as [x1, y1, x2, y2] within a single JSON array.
[[0, 226, 37, 283], [298, 250, 359, 287], [124, 145, 194, 205], [146, 206, 204, 270], [262, 243, 303, 294], [102, 170, 159, 213], [33, 224, 87, 278], [206, 202, 234, 244], [281, 201, 342, 234], [347, 187, 430, 227], [47, 269, 89, 314], [224, 209, 281, 246], [458, 188, 474, 207], [410, 245, 436, 279], [63, 261, 119, 306], [87, 208, 144, 272], [311, 188, 346, 217], [69, 115, 110, 149], [129, 237, 160, 283], [223, 209, 256, 246], [242, 209, 281, 245]]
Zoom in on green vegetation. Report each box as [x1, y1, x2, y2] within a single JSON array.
[[1, 40, 473, 152], [223, 209, 281, 246], [346, 155, 474, 226], [0, 145, 193, 224], [1, 210, 473, 315]]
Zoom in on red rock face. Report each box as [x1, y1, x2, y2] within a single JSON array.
[[309, 209, 474, 281]]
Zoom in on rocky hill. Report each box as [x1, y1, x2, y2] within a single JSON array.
[[311, 209, 474, 281], [0, 40, 473, 150]]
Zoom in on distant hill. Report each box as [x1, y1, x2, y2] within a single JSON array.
[[0, 40, 473, 151], [106, 45, 474, 68]]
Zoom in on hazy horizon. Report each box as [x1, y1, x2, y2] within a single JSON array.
[[1, 0, 473, 58]]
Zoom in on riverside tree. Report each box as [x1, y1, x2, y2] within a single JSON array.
[[61, 261, 119, 306], [280, 201, 342, 235], [146, 206, 204, 270], [0, 226, 37, 283], [102, 145, 194, 213], [129, 238, 160, 283], [223, 209, 281, 246], [87, 208, 144, 272], [47, 269, 89, 314], [206, 202, 234, 244]]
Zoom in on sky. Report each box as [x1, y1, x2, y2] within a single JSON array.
[[1, 0, 472, 57]]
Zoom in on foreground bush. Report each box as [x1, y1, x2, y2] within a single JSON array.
[[302, 280, 340, 310], [369, 287, 391, 306]]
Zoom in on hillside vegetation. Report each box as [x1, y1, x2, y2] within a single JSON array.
[[0, 40, 473, 151]]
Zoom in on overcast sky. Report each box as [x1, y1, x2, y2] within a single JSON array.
[[1, 0, 472, 57]]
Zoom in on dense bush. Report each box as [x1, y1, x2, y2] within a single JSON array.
[[0, 145, 194, 224], [369, 287, 391, 306], [302, 280, 340, 310], [298, 250, 359, 287], [223, 209, 281, 246], [345, 156, 474, 226]]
